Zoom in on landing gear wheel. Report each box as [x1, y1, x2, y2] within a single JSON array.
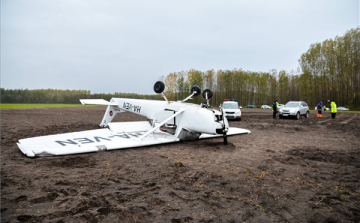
[[190, 85, 201, 97], [154, 81, 165, 94], [202, 89, 213, 99]]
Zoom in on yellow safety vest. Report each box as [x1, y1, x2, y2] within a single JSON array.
[[331, 101, 337, 113]]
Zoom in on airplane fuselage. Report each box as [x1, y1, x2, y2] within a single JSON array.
[[107, 98, 223, 136]]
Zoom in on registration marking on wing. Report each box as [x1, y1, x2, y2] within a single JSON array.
[[17, 128, 178, 157]]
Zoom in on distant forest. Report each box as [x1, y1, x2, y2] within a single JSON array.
[[1, 28, 359, 109], [0, 89, 161, 104]]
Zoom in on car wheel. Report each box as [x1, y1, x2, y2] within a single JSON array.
[[296, 112, 300, 120], [305, 111, 309, 118]]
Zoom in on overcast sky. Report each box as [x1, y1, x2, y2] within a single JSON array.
[[1, 0, 359, 94]]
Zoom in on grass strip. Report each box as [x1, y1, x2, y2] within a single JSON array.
[[0, 104, 99, 109]]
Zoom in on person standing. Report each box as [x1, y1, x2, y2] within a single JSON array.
[[327, 99, 337, 119], [272, 99, 279, 119], [316, 101, 323, 118]]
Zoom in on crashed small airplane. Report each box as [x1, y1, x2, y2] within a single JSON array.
[[17, 81, 250, 157]]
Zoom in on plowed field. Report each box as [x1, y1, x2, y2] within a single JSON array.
[[1, 107, 359, 222]]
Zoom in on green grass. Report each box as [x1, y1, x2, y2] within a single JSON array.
[[0, 104, 98, 109]]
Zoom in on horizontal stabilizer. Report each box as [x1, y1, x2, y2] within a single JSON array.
[[80, 99, 118, 106]]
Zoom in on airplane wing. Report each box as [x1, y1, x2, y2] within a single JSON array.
[[17, 121, 179, 157], [17, 121, 250, 157]]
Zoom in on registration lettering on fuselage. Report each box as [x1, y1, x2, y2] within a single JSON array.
[[123, 102, 141, 113]]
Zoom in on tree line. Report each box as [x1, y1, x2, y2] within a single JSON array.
[[0, 88, 161, 104], [163, 28, 359, 109], [1, 28, 359, 109]]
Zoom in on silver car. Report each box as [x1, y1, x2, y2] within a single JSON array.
[[279, 101, 309, 119], [277, 104, 284, 109]]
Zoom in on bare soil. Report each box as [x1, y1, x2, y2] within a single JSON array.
[[1, 107, 360, 223]]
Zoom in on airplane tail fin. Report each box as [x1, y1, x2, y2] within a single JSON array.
[[80, 99, 123, 127]]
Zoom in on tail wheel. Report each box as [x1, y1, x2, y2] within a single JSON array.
[[202, 89, 213, 99]]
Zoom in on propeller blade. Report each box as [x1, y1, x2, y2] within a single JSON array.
[[221, 108, 228, 145]]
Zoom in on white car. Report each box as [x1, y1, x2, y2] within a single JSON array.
[[337, 107, 349, 111], [279, 101, 309, 119], [222, 101, 241, 121], [277, 104, 284, 109], [261, 105, 271, 109]]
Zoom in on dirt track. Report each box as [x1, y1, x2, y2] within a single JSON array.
[[1, 107, 360, 223]]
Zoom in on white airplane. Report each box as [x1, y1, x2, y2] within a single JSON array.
[[17, 81, 251, 157]]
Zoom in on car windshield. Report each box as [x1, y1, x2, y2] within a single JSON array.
[[223, 103, 238, 109], [285, 102, 300, 107]]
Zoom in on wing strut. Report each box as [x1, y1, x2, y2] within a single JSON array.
[[138, 108, 185, 140]]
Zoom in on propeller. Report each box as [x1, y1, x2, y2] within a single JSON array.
[[220, 108, 229, 145]]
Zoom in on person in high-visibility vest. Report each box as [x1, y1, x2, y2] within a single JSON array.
[[327, 99, 337, 119], [272, 99, 279, 119]]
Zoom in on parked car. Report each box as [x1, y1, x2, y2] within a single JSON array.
[[222, 100, 241, 121], [247, 105, 256, 108], [279, 101, 309, 119], [261, 105, 271, 109], [337, 107, 349, 111]]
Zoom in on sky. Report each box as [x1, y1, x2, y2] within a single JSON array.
[[1, 0, 359, 94]]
